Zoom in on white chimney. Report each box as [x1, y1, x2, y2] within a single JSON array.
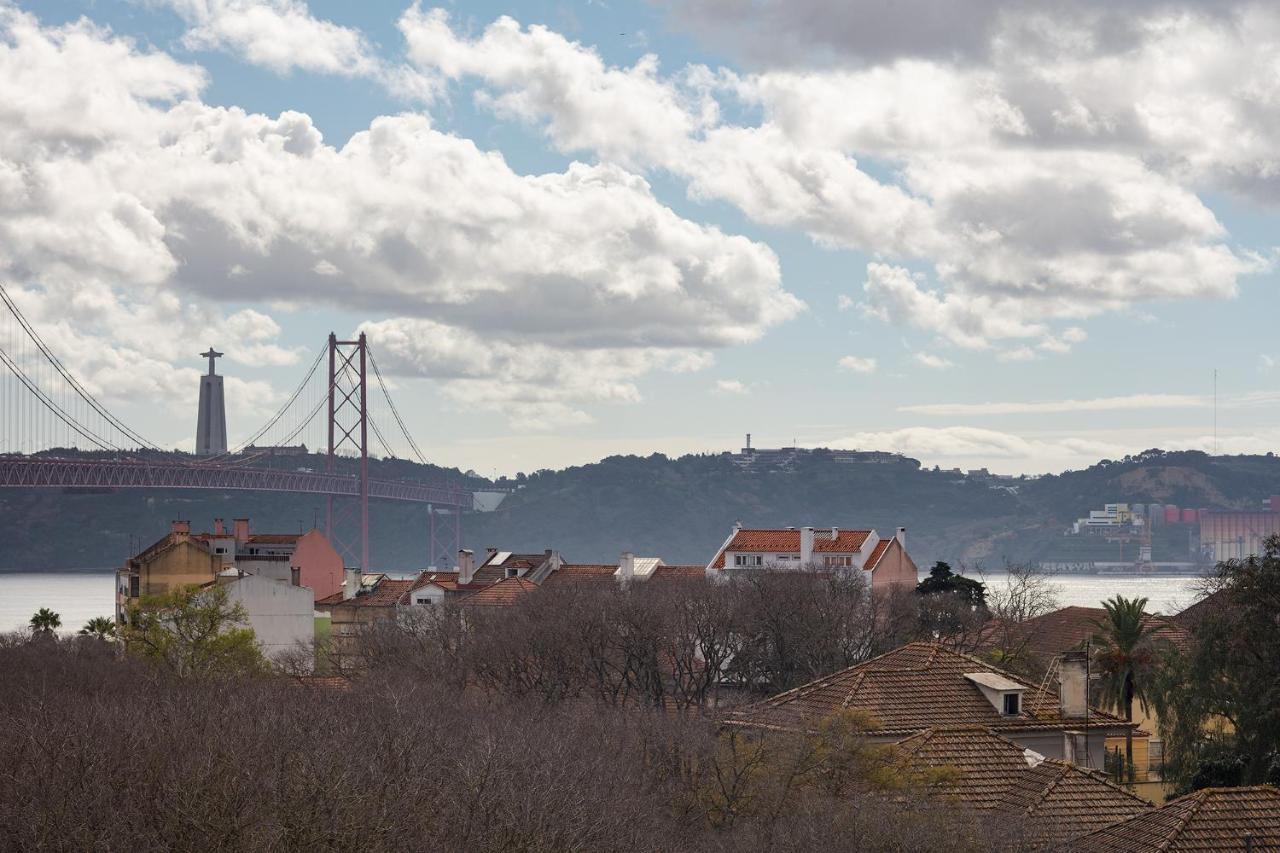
[[342, 568, 360, 601], [1059, 650, 1088, 718], [896, 527, 907, 546], [831, 526, 839, 539], [800, 527, 815, 566], [619, 551, 634, 585], [458, 549, 475, 585]]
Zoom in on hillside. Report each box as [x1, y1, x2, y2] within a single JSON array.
[[6, 447, 1280, 572]]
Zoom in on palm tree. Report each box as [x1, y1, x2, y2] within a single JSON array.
[[29, 607, 62, 635], [1091, 595, 1160, 781], [79, 616, 116, 641]]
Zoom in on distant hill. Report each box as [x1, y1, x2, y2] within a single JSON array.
[[3, 447, 1280, 571]]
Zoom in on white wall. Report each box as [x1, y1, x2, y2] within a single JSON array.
[[224, 574, 314, 666]]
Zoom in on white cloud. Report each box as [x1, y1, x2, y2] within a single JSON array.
[[899, 393, 1209, 416], [713, 379, 749, 395], [158, 0, 380, 77], [0, 9, 798, 426], [401, 7, 1271, 352], [827, 425, 1127, 464], [838, 355, 877, 374], [913, 352, 954, 369]]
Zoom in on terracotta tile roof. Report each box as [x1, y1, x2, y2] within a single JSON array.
[[245, 533, 302, 544], [725, 642, 1133, 737], [893, 726, 1039, 810], [983, 606, 1191, 659], [472, 552, 550, 585], [649, 564, 706, 581], [711, 528, 874, 568], [1065, 786, 1280, 852], [540, 564, 618, 588], [409, 570, 461, 592], [315, 577, 414, 608], [458, 577, 538, 607], [291, 675, 353, 691], [1172, 589, 1226, 629], [864, 538, 891, 569], [997, 758, 1150, 848], [892, 726, 1150, 844]]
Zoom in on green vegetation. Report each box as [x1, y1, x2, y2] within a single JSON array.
[[28, 607, 60, 634], [121, 584, 268, 678], [7, 447, 1280, 569], [1090, 595, 1160, 778], [1153, 535, 1280, 792], [78, 615, 116, 641]]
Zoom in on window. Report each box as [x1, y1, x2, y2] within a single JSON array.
[[733, 554, 764, 567], [414, 597, 433, 606], [1003, 693, 1021, 715], [823, 555, 854, 568], [506, 567, 519, 578]]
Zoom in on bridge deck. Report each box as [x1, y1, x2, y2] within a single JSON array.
[[0, 458, 471, 508]]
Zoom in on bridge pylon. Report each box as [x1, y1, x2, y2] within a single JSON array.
[[325, 332, 370, 569]]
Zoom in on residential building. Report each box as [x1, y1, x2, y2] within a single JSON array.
[[893, 726, 1150, 849], [981, 605, 1191, 799], [315, 571, 418, 665], [725, 642, 1140, 768], [116, 518, 341, 664], [706, 524, 918, 586], [1065, 785, 1280, 851], [116, 517, 343, 610], [457, 577, 539, 608]]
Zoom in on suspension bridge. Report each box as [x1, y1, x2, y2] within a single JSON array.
[[0, 283, 473, 570]]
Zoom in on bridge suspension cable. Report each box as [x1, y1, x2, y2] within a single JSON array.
[[0, 282, 159, 451], [367, 348, 429, 466]]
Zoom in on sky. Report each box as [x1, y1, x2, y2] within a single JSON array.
[[3, 0, 1279, 477]]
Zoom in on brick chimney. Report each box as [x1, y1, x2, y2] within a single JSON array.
[[233, 518, 249, 541], [213, 518, 225, 535], [1059, 650, 1088, 718], [619, 551, 635, 585], [800, 527, 815, 565], [170, 520, 190, 535], [458, 549, 476, 585]]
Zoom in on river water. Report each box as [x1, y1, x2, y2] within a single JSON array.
[[0, 570, 1207, 634]]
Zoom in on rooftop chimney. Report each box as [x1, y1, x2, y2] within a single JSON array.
[[800, 527, 815, 566], [233, 518, 250, 541], [486, 546, 498, 559], [619, 551, 635, 585], [1059, 650, 1088, 718], [458, 549, 476, 585], [896, 527, 907, 546], [831, 526, 839, 540], [733, 520, 743, 532], [343, 568, 360, 601], [213, 518, 225, 535], [171, 520, 190, 535]]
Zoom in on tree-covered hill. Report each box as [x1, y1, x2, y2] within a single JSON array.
[[4, 448, 1280, 571]]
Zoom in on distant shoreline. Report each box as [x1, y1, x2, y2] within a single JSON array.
[[0, 567, 114, 574]]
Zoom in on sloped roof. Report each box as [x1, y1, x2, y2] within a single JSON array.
[[987, 606, 1191, 659], [892, 726, 1149, 842], [710, 528, 874, 568], [998, 758, 1150, 848], [725, 642, 1133, 737], [315, 577, 414, 608], [1171, 589, 1226, 629], [245, 533, 302, 545], [458, 577, 538, 607], [649, 564, 706, 581], [472, 552, 551, 585], [409, 570, 462, 592], [539, 564, 618, 588], [864, 538, 892, 569], [1065, 786, 1280, 852], [893, 726, 1039, 810]]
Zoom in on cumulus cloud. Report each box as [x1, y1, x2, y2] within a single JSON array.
[[0, 8, 797, 427], [156, 0, 380, 77], [838, 355, 877, 374], [402, 6, 1271, 354]]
